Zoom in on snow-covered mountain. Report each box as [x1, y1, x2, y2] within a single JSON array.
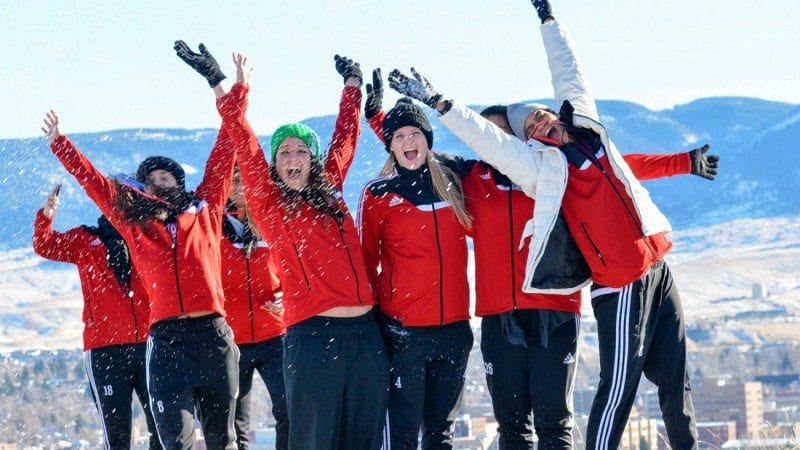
[[2, 96, 799, 250], [1, 95, 798, 352]]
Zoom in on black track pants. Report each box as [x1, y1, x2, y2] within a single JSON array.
[[85, 342, 159, 450], [146, 315, 240, 450], [586, 261, 698, 450], [236, 336, 288, 450], [379, 317, 474, 450], [283, 312, 389, 450], [480, 310, 578, 450]]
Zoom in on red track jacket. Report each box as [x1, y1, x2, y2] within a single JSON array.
[[49, 87, 240, 325], [221, 85, 374, 328], [220, 213, 285, 344], [33, 210, 150, 349]]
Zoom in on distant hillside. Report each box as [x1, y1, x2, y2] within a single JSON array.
[[1, 96, 798, 249]]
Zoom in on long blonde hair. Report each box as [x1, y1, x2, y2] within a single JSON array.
[[380, 152, 472, 229]]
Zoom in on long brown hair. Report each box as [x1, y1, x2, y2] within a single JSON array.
[[269, 159, 345, 226], [113, 180, 192, 225], [380, 152, 472, 229]]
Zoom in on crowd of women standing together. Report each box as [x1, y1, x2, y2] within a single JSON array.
[[34, 1, 721, 449]]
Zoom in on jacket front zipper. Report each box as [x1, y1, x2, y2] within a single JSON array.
[[245, 252, 255, 341], [169, 222, 185, 314], [507, 187, 518, 310], [338, 224, 363, 305], [430, 201, 445, 325], [126, 288, 140, 340]]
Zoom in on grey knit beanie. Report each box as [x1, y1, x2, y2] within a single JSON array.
[[506, 102, 553, 140]]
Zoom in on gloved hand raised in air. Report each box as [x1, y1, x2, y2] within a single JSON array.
[[387, 68, 443, 109], [365, 68, 383, 120], [334, 55, 363, 86], [174, 40, 227, 88], [688, 144, 720, 180], [531, 0, 554, 24]]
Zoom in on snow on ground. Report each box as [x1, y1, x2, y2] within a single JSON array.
[[0, 215, 798, 353], [0, 249, 83, 352]]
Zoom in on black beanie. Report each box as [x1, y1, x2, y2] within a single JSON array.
[[382, 98, 434, 152], [136, 156, 186, 190]]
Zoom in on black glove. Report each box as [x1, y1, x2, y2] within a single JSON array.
[[531, 0, 554, 23], [387, 68, 443, 109], [334, 54, 362, 86], [365, 68, 383, 120], [688, 144, 720, 180], [174, 40, 226, 88]]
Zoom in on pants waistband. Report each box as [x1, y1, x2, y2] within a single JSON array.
[[150, 313, 227, 335]]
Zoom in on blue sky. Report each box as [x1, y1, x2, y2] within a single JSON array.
[[2, 0, 798, 139]]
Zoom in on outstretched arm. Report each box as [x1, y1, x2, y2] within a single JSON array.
[[214, 58, 276, 227], [625, 144, 719, 181], [325, 55, 363, 191], [532, 1, 600, 121], [388, 68, 547, 198], [41, 111, 123, 227], [184, 50, 249, 211]]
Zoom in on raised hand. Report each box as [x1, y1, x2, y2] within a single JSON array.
[[174, 40, 227, 87], [688, 144, 720, 180], [41, 110, 62, 145], [334, 54, 362, 86], [387, 67, 443, 109], [531, 0, 554, 24], [365, 68, 383, 120], [232, 52, 251, 87], [42, 183, 61, 219]]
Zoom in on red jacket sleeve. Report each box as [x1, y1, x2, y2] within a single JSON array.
[[218, 83, 277, 226], [624, 152, 691, 181], [194, 126, 235, 215], [49, 136, 125, 230], [324, 86, 363, 192], [32, 209, 80, 263], [357, 187, 382, 290], [196, 85, 250, 213], [367, 110, 386, 144], [50, 136, 129, 234]]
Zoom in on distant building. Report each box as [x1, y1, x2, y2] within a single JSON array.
[[618, 418, 659, 450], [694, 379, 764, 439]]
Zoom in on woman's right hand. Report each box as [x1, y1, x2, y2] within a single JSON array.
[[42, 183, 61, 219]]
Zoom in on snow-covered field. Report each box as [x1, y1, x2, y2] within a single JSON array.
[[1, 215, 798, 353]]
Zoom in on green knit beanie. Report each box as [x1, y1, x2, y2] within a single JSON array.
[[269, 123, 322, 162]]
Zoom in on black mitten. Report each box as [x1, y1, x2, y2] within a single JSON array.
[[531, 0, 554, 23], [174, 40, 226, 88], [334, 54, 363, 86], [688, 144, 720, 180], [365, 68, 383, 120]]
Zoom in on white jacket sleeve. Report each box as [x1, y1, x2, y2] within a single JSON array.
[[542, 20, 599, 122], [439, 101, 544, 198]]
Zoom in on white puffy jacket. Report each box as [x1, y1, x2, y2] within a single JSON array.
[[439, 20, 671, 294]]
